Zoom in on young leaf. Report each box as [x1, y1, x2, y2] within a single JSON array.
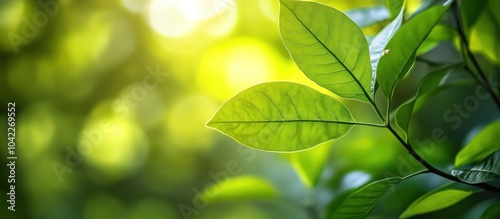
[[369, 4, 404, 96], [280, 0, 372, 102], [480, 202, 500, 219], [207, 82, 354, 152], [377, 3, 451, 99], [452, 150, 500, 184], [345, 5, 391, 29], [330, 177, 403, 219], [400, 188, 474, 218], [455, 121, 500, 167], [286, 142, 331, 187], [202, 175, 278, 202]]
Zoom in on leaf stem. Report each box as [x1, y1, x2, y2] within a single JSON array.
[[368, 97, 387, 125], [386, 124, 500, 194], [402, 169, 430, 180], [356, 121, 387, 128], [451, 1, 500, 110]]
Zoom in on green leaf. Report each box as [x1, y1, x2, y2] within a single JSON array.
[[417, 25, 457, 55], [480, 202, 500, 219], [286, 141, 331, 187], [470, 0, 500, 63], [280, 0, 372, 102], [455, 121, 500, 167], [369, 4, 404, 96], [330, 177, 403, 219], [386, 0, 404, 19], [395, 74, 476, 136], [461, 0, 490, 37], [400, 188, 474, 218], [202, 175, 278, 202], [345, 5, 391, 28], [377, 3, 451, 99], [207, 82, 354, 152], [452, 150, 500, 184], [395, 68, 451, 134]]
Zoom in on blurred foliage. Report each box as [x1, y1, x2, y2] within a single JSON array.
[[0, 0, 499, 219]]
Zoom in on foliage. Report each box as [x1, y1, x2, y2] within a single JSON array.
[[209, 0, 500, 218]]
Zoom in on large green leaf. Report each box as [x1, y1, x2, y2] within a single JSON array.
[[207, 82, 354, 152], [452, 150, 500, 184], [455, 122, 500, 167], [280, 0, 372, 102], [480, 202, 500, 219], [377, 3, 451, 99], [286, 141, 331, 187], [400, 188, 474, 218], [369, 4, 404, 96], [330, 177, 403, 219], [345, 5, 391, 28], [202, 175, 278, 202]]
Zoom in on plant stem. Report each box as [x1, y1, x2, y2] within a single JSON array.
[[386, 124, 500, 194], [451, 1, 500, 110], [368, 97, 387, 124]]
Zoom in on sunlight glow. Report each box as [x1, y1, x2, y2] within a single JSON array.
[[179, 0, 235, 21], [197, 38, 281, 100], [148, 0, 196, 37], [148, 0, 236, 38], [83, 102, 149, 183]]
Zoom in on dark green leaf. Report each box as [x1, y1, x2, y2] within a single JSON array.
[[207, 82, 354, 152], [452, 150, 500, 184], [377, 3, 451, 99], [345, 5, 391, 28], [369, 5, 404, 96], [455, 122, 500, 167], [480, 202, 500, 219], [395, 68, 452, 134], [469, 0, 500, 63], [396, 73, 476, 136], [280, 0, 372, 102], [330, 177, 403, 219], [461, 0, 490, 37], [417, 25, 457, 55], [400, 188, 474, 218]]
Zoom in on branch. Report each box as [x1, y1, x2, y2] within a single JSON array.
[[387, 125, 500, 194]]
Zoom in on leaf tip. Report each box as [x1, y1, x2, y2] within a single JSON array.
[[205, 118, 217, 129]]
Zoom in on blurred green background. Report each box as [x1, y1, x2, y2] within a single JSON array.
[[1, 0, 498, 218]]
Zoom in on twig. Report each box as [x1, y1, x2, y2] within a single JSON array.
[[387, 125, 500, 194]]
